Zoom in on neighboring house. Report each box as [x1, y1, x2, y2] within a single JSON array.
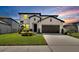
[[11, 19, 20, 32], [77, 23, 79, 32], [63, 24, 78, 33], [74, 22, 79, 32], [0, 16, 19, 34], [63, 22, 79, 33], [19, 13, 64, 34]]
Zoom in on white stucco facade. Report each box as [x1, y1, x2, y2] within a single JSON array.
[[19, 13, 64, 34], [29, 16, 40, 31], [37, 17, 63, 34]]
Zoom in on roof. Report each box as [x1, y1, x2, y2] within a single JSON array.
[[29, 15, 58, 19], [38, 15, 64, 23], [10, 18, 19, 24], [19, 13, 41, 15], [52, 16, 64, 22], [73, 22, 79, 24], [29, 15, 41, 19], [0, 16, 19, 24], [0, 20, 11, 26], [63, 24, 77, 28], [0, 16, 10, 19], [63, 22, 79, 27], [41, 15, 58, 17], [64, 22, 79, 25], [18, 12, 64, 23]]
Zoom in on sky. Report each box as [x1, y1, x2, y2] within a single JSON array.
[[0, 6, 79, 23]]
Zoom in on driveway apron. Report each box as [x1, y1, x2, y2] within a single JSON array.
[[43, 34, 79, 52]]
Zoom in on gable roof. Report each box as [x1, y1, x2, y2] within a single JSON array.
[[38, 15, 64, 23], [0, 20, 9, 25], [19, 13, 64, 23], [0, 16, 10, 19], [41, 15, 58, 18], [29, 15, 41, 19], [0, 16, 19, 24]]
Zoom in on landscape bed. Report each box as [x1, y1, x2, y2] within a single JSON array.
[[0, 33, 47, 45]]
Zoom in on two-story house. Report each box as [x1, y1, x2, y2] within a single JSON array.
[[19, 13, 64, 34]]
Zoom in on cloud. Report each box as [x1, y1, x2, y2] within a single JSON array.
[[64, 18, 79, 24], [58, 9, 79, 16]]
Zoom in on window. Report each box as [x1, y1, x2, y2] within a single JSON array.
[[50, 18, 52, 22], [20, 21, 23, 24], [34, 18, 36, 21], [23, 15, 28, 20]]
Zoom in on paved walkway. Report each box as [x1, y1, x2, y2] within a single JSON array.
[[0, 46, 51, 52], [43, 34, 79, 52]]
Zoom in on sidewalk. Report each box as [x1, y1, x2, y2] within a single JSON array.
[[0, 46, 51, 52]]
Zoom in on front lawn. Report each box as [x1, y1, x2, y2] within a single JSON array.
[[0, 33, 47, 45], [69, 33, 79, 39]]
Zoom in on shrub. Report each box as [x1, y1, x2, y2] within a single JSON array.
[[21, 32, 35, 36]]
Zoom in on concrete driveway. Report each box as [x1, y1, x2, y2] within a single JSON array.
[[43, 34, 79, 52]]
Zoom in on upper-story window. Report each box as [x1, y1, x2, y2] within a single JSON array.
[[34, 18, 36, 21], [23, 15, 28, 20], [20, 21, 24, 24], [50, 18, 52, 22]]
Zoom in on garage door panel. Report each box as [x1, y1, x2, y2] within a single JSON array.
[[42, 25, 59, 33]]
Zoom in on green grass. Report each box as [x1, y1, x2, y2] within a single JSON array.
[[69, 33, 79, 39], [0, 33, 47, 45]]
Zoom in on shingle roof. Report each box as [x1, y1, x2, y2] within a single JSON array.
[[41, 15, 58, 17], [19, 13, 41, 15], [0, 16, 19, 24], [38, 15, 64, 23], [0, 20, 11, 25], [18, 13, 64, 23], [29, 15, 41, 19], [0, 16, 10, 19]]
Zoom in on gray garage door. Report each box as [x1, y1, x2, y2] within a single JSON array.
[[42, 25, 60, 33]]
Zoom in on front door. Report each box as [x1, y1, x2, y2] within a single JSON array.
[[34, 24, 37, 32]]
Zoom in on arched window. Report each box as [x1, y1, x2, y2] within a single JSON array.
[[34, 18, 36, 21]]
